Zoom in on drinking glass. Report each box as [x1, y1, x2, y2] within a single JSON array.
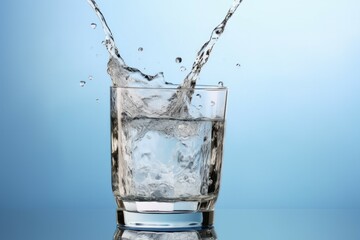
[[111, 85, 227, 229]]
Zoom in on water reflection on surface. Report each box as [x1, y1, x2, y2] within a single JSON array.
[[114, 227, 217, 240], [2, 209, 360, 239]]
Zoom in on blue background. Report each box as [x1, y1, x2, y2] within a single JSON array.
[[0, 0, 359, 212]]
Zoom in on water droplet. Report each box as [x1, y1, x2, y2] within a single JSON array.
[[138, 47, 143, 52], [196, 94, 202, 98], [218, 81, 224, 87], [180, 66, 187, 72], [175, 57, 182, 64], [90, 23, 97, 29], [211, 101, 215, 106], [80, 81, 86, 87], [236, 63, 241, 67], [88, 75, 93, 80]]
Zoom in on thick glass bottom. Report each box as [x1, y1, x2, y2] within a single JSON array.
[[117, 199, 217, 212], [117, 210, 214, 230]]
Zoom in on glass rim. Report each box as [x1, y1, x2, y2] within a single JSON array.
[[110, 84, 227, 91]]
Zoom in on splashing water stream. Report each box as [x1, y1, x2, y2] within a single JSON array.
[[87, 0, 242, 89]]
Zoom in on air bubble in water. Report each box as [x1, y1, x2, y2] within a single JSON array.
[[96, 98, 99, 102], [218, 81, 224, 87], [80, 81, 86, 87], [236, 63, 241, 67], [90, 23, 97, 29], [88, 75, 93, 80], [101, 40, 105, 45], [180, 66, 187, 72], [211, 101, 215, 106], [138, 47, 143, 52], [196, 94, 202, 98], [175, 57, 182, 64]]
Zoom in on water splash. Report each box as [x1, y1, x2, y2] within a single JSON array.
[[87, 0, 166, 88], [88, 0, 242, 116], [181, 0, 243, 89], [163, 0, 242, 115], [87, 0, 242, 88]]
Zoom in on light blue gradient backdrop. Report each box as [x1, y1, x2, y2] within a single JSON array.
[[0, 0, 359, 211]]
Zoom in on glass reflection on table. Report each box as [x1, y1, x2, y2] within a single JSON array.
[[114, 227, 217, 240]]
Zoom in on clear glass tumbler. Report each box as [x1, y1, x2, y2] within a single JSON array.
[[111, 85, 227, 229]]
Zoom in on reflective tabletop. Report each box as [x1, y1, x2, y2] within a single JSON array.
[[1, 209, 360, 239]]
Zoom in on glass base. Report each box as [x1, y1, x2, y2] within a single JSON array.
[[117, 210, 214, 230]]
